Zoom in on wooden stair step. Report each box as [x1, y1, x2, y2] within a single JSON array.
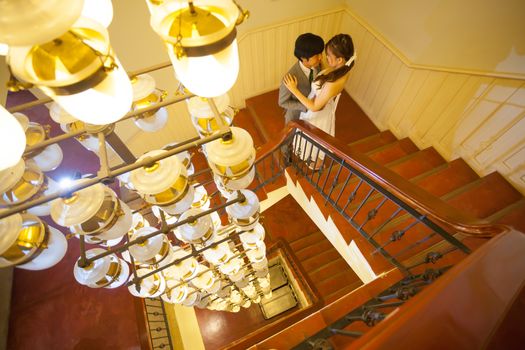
[[348, 131, 397, 153], [245, 90, 283, 142], [324, 280, 364, 305], [486, 198, 525, 233], [295, 239, 333, 261], [414, 158, 480, 197], [386, 148, 446, 179], [309, 259, 352, 284], [365, 138, 420, 164], [289, 230, 325, 252], [301, 249, 342, 272], [316, 270, 361, 301], [445, 172, 523, 218]]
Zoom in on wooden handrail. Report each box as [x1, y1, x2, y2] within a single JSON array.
[[257, 120, 506, 238], [346, 227, 525, 350]]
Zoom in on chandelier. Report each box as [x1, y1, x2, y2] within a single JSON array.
[[0, 0, 273, 313]]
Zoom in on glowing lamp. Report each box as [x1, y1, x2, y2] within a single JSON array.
[[186, 94, 235, 137], [150, 0, 241, 97], [128, 268, 166, 298], [205, 127, 255, 191], [130, 150, 194, 215], [0, 213, 67, 270], [0, 105, 26, 171], [225, 189, 259, 230], [50, 182, 133, 241], [0, 0, 84, 45], [74, 248, 130, 288]]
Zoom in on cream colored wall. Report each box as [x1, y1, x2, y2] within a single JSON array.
[[344, 0, 525, 77], [340, 9, 525, 195]]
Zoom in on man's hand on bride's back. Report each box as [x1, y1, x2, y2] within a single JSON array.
[[283, 74, 298, 92]]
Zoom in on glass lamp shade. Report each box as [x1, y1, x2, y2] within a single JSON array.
[[162, 143, 194, 176], [50, 182, 132, 241], [241, 299, 252, 308], [49, 102, 78, 124], [128, 268, 166, 298], [190, 264, 216, 291], [205, 127, 255, 190], [0, 105, 27, 171], [176, 208, 214, 245], [182, 287, 201, 307], [82, 234, 123, 248], [0, 159, 59, 216], [0, 0, 84, 46], [131, 212, 150, 232], [246, 243, 266, 264], [81, 0, 113, 28], [0, 214, 67, 270], [150, 0, 240, 97], [192, 185, 210, 210], [201, 236, 233, 265], [132, 75, 168, 132], [60, 121, 100, 153], [129, 227, 174, 267], [45, 57, 133, 125], [130, 150, 193, 215], [196, 295, 212, 309], [218, 257, 243, 276], [150, 206, 178, 226], [186, 94, 235, 137], [8, 18, 111, 88], [240, 223, 265, 250], [14, 113, 64, 172], [225, 190, 260, 230], [163, 246, 198, 282], [162, 280, 189, 304]]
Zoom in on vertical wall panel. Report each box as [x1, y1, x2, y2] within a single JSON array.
[[338, 9, 525, 194]]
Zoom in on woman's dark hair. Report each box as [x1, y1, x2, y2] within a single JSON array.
[[315, 34, 355, 88]]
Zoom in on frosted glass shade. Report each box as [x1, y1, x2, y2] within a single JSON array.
[[202, 236, 233, 265], [0, 214, 67, 270], [73, 248, 129, 289], [129, 227, 173, 266], [162, 280, 188, 304], [14, 113, 64, 172], [48, 58, 133, 125], [81, 0, 113, 28], [0, 159, 57, 216], [51, 182, 132, 241], [130, 150, 190, 209], [128, 268, 165, 298], [176, 209, 214, 245], [0, 0, 84, 45], [191, 264, 216, 291], [164, 246, 198, 282], [151, 0, 240, 97], [132, 75, 168, 132], [0, 105, 26, 171], [49, 103, 78, 124], [226, 190, 260, 230], [187, 94, 235, 136], [206, 127, 255, 190], [240, 223, 265, 250]]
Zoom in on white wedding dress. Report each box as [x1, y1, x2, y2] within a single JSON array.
[[297, 81, 341, 163]]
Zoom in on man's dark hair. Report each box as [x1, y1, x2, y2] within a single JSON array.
[[294, 33, 324, 60]]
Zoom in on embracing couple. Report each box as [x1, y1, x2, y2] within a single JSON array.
[[278, 32, 355, 169]]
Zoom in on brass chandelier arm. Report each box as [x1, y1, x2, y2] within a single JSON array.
[[22, 93, 195, 156], [0, 127, 232, 220], [81, 193, 246, 269], [7, 61, 175, 113]]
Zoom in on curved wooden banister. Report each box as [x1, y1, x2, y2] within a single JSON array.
[[256, 120, 506, 238]]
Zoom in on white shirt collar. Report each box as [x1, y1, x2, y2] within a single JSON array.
[[298, 61, 312, 79]]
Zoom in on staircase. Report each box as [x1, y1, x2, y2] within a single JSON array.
[[243, 89, 525, 236], [236, 89, 525, 348]]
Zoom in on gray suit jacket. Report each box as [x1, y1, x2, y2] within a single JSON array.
[[278, 62, 312, 124]]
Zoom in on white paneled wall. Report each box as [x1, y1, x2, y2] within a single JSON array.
[[339, 9, 525, 195], [229, 8, 345, 107]]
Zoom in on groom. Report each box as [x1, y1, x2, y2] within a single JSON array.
[[278, 33, 324, 125]]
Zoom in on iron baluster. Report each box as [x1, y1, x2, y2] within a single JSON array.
[[369, 207, 402, 239], [342, 179, 364, 212], [359, 197, 387, 230], [350, 188, 375, 221]]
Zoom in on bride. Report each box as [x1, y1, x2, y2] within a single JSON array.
[[283, 33, 355, 169]]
